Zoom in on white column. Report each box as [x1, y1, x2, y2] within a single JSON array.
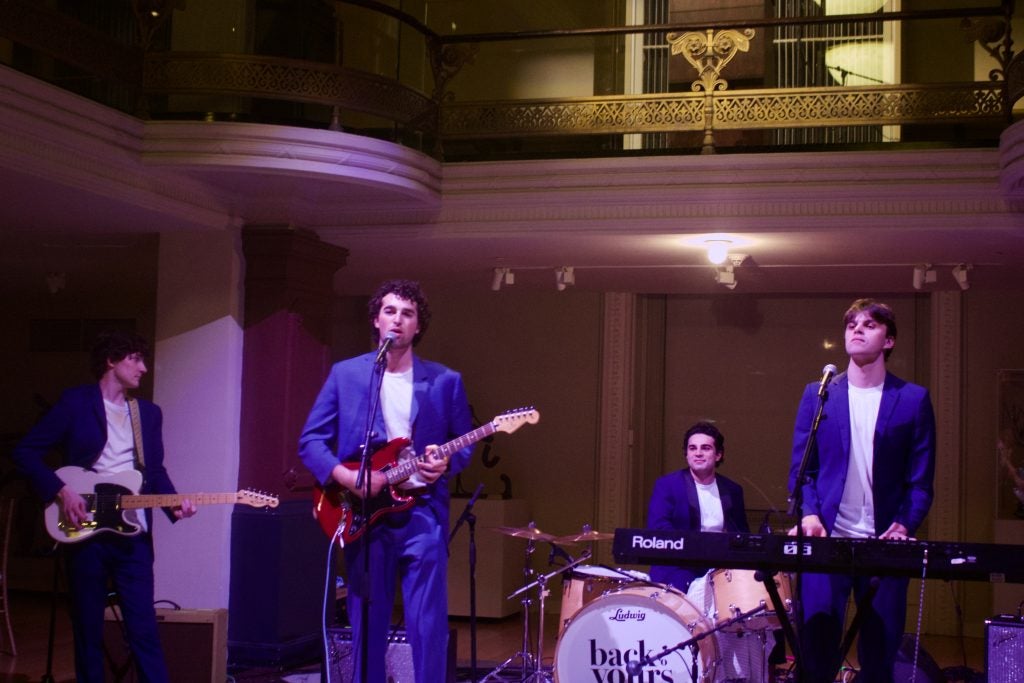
[[151, 230, 245, 610]]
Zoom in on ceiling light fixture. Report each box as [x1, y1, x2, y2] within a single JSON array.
[[714, 265, 737, 290], [912, 264, 936, 290], [705, 240, 731, 265], [491, 267, 514, 291], [555, 266, 575, 291], [952, 263, 971, 291]]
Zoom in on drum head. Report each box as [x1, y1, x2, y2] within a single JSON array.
[[554, 585, 716, 683]]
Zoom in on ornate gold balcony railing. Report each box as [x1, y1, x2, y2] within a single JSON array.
[[439, 82, 1008, 138], [0, 0, 1017, 159]]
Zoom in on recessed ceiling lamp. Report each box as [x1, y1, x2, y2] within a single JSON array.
[[705, 240, 732, 265]]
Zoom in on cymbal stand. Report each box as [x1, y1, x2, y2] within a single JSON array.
[[481, 539, 539, 682], [506, 549, 591, 682]]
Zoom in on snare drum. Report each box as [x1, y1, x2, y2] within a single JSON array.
[[554, 584, 717, 683], [558, 566, 644, 634], [708, 568, 793, 632]]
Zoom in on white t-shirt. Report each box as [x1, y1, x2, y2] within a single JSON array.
[[696, 478, 725, 532], [95, 399, 147, 532], [833, 383, 883, 538], [381, 368, 422, 488]]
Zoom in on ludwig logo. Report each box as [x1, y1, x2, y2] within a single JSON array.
[[609, 608, 646, 623]]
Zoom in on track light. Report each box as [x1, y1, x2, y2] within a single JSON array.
[[912, 264, 936, 290], [952, 263, 971, 291], [714, 265, 737, 290], [491, 267, 514, 291], [555, 266, 575, 291]]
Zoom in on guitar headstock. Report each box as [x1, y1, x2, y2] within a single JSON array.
[[492, 407, 540, 434], [238, 490, 280, 509]]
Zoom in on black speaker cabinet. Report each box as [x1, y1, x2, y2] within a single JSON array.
[[103, 607, 228, 683], [327, 627, 456, 683], [986, 614, 1024, 683]]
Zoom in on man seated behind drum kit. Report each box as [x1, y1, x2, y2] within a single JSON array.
[[647, 421, 780, 683]]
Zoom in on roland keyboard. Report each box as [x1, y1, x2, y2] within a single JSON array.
[[612, 529, 1024, 583]]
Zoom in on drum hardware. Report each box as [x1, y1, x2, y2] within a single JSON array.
[[709, 568, 794, 632], [553, 524, 615, 544], [623, 603, 766, 680], [483, 523, 586, 683], [491, 523, 558, 542]]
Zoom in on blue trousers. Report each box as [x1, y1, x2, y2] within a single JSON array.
[[798, 572, 908, 683], [343, 502, 449, 683], [65, 534, 170, 683]]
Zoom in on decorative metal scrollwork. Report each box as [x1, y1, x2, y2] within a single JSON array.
[[667, 28, 756, 93]]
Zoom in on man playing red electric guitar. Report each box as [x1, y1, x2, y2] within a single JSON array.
[[299, 279, 475, 683]]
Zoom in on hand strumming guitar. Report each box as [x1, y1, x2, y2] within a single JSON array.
[[332, 461, 387, 498], [57, 484, 88, 530]]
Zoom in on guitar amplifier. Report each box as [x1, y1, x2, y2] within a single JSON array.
[[986, 614, 1024, 683], [104, 607, 228, 683], [326, 627, 456, 682]]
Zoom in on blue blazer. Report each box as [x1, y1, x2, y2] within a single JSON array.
[[12, 384, 178, 523], [299, 351, 474, 529], [788, 371, 936, 537], [647, 469, 749, 591]]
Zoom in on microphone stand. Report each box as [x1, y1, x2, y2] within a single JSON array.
[[785, 380, 831, 683], [448, 483, 485, 683], [354, 352, 388, 683]]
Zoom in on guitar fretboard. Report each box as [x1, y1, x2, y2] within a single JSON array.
[[115, 493, 245, 509], [384, 422, 498, 486]]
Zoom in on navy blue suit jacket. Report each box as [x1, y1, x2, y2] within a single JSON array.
[[647, 469, 749, 591], [13, 384, 178, 523], [788, 371, 936, 537], [298, 351, 474, 530]]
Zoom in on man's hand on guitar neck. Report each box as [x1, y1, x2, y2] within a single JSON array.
[[173, 499, 198, 520], [416, 445, 449, 484], [57, 484, 88, 529]]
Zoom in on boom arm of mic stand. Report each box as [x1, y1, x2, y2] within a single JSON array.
[[449, 483, 485, 545], [625, 605, 767, 676]]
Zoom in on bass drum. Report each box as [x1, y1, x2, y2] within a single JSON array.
[[554, 584, 718, 683], [559, 566, 649, 635]]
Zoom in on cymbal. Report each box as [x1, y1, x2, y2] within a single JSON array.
[[490, 525, 557, 542], [556, 529, 615, 543]]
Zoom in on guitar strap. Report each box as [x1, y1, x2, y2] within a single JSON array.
[[126, 398, 146, 472]]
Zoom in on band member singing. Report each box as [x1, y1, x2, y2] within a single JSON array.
[[789, 299, 936, 683], [299, 279, 474, 683]]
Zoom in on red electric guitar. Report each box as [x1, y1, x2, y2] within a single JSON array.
[[313, 407, 539, 544]]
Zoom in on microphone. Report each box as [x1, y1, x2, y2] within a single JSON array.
[[374, 332, 396, 365], [817, 363, 838, 398]]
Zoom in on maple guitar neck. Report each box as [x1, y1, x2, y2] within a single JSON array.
[[116, 492, 252, 509], [383, 422, 498, 486]]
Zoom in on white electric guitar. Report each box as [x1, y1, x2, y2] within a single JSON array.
[[46, 466, 279, 543]]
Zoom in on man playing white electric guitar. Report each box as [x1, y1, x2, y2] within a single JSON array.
[[13, 331, 196, 683]]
